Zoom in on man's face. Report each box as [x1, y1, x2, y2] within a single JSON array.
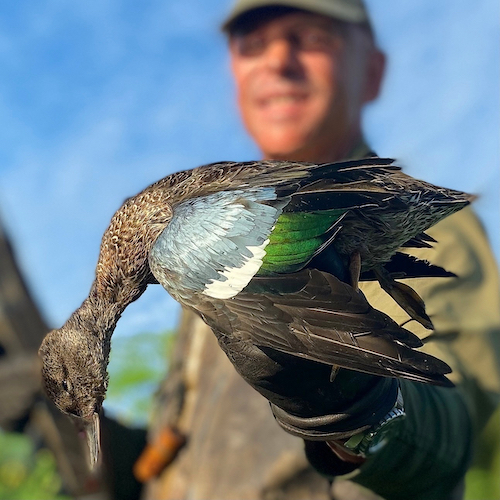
[[229, 11, 384, 162]]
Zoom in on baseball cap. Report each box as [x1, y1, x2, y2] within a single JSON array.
[[221, 0, 370, 32]]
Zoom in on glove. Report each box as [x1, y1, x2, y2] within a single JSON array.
[[217, 334, 398, 443]]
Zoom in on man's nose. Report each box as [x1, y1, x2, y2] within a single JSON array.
[[264, 37, 301, 74]]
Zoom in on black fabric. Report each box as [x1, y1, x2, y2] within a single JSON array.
[[304, 441, 359, 477], [270, 376, 398, 440]]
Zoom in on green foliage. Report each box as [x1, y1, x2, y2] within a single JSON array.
[[0, 432, 69, 500], [465, 407, 500, 500], [106, 329, 173, 426]]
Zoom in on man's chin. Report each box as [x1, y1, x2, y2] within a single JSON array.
[[261, 142, 319, 162], [262, 148, 307, 162], [257, 123, 357, 163], [257, 132, 311, 161]]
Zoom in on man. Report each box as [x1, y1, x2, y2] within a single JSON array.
[[143, 2, 500, 499]]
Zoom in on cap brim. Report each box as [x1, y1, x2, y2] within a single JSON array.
[[221, 0, 369, 32]]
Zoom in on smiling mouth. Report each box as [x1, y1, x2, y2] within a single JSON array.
[[256, 93, 310, 120], [260, 94, 307, 107]]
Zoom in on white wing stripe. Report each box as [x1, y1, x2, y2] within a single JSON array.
[[203, 239, 270, 299]]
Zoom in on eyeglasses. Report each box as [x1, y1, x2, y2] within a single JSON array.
[[233, 22, 347, 57]]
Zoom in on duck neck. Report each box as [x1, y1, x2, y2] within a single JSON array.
[[67, 243, 152, 346], [67, 188, 173, 343], [66, 285, 135, 347]]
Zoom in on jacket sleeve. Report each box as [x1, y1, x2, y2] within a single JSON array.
[[353, 381, 472, 500]]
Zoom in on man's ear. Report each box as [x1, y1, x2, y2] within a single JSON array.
[[363, 48, 386, 103]]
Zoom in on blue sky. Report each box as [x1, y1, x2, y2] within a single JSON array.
[[0, 0, 498, 345]]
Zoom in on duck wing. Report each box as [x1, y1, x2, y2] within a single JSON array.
[[194, 268, 452, 387]]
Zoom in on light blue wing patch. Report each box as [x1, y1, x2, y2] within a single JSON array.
[[149, 188, 285, 300]]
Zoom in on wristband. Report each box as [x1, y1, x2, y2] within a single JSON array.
[[343, 385, 405, 457]]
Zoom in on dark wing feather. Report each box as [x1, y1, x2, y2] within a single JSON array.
[[195, 269, 452, 387], [401, 232, 438, 249], [361, 253, 456, 280]]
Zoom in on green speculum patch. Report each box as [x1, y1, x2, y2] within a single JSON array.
[[259, 210, 345, 274]]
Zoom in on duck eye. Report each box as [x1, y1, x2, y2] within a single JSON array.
[[62, 380, 70, 392]]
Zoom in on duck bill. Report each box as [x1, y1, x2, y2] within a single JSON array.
[[84, 412, 101, 469]]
